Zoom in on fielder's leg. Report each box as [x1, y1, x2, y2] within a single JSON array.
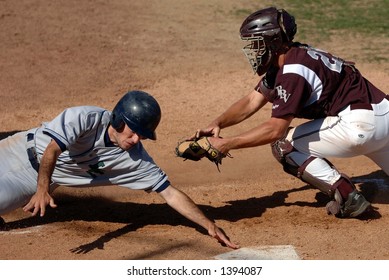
[[271, 138, 371, 218]]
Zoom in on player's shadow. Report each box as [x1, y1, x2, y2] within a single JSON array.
[[1, 170, 385, 254], [0, 130, 21, 140], [352, 170, 389, 204]]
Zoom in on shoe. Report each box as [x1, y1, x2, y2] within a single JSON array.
[[340, 190, 371, 218], [326, 190, 370, 218]]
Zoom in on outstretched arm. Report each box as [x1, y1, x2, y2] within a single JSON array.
[[195, 90, 268, 138], [23, 139, 62, 216], [207, 115, 294, 155], [158, 185, 239, 249]]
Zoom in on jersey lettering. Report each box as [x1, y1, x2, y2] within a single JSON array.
[[307, 49, 343, 73], [276, 85, 291, 103]]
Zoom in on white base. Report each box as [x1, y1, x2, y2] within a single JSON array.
[[214, 245, 301, 260]]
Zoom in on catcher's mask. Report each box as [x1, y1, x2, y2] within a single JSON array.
[[240, 7, 297, 75], [110, 90, 161, 140]]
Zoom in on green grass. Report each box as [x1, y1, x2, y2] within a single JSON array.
[[284, 0, 389, 38], [286, 0, 389, 64], [231, 0, 389, 64]]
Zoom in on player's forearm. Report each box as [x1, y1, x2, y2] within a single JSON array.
[[212, 90, 267, 129], [222, 116, 293, 150], [160, 185, 212, 230], [36, 161, 55, 193], [160, 185, 239, 249], [36, 140, 62, 192]]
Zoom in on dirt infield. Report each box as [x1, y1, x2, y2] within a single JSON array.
[[1, 0, 389, 260]]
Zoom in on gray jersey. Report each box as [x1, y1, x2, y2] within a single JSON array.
[[0, 106, 169, 215], [31, 106, 169, 191]]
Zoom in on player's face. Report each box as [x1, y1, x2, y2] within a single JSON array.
[[112, 124, 145, 150]]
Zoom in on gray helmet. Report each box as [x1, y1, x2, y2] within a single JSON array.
[[110, 90, 161, 140], [240, 7, 297, 75]]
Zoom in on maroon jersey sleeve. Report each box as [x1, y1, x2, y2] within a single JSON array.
[[271, 71, 313, 118], [255, 44, 387, 120], [272, 44, 386, 119]]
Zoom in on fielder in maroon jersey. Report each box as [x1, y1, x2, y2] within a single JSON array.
[[194, 7, 389, 218]]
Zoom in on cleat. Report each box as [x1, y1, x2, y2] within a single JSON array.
[[339, 190, 371, 218], [326, 189, 370, 218]]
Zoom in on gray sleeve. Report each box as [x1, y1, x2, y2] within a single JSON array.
[[42, 106, 105, 150], [109, 143, 170, 192]]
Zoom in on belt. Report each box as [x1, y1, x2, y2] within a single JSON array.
[[350, 103, 372, 110], [26, 133, 40, 172], [350, 96, 389, 111]]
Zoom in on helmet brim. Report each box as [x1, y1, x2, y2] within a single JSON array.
[[122, 114, 157, 140]]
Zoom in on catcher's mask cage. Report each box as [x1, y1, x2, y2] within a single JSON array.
[[110, 90, 161, 140], [240, 7, 297, 75]]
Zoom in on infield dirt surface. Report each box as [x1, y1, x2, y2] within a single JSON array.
[[1, 0, 389, 260]]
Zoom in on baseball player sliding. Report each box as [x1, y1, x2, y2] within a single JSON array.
[[189, 7, 389, 218], [0, 90, 238, 249]]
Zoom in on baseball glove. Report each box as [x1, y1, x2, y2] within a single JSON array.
[[175, 137, 230, 171]]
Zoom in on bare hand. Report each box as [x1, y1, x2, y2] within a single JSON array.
[[209, 224, 240, 249], [23, 191, 57, 217], [190, 124, 221, 140]]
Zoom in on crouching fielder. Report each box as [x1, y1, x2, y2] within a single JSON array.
[[194, 7, 389, 218]]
